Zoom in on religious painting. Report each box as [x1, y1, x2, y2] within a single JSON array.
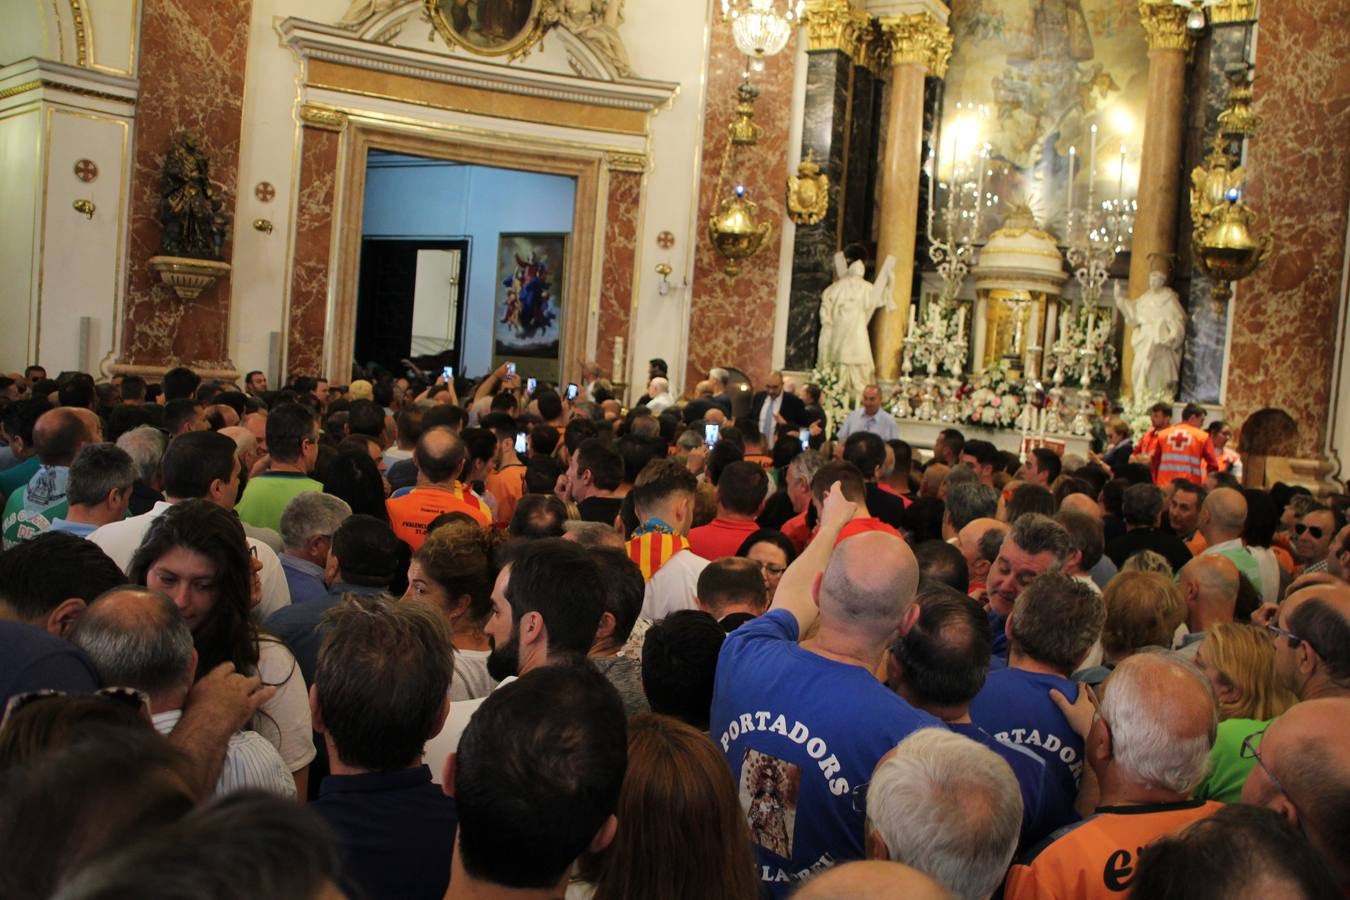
[[493, 233, 567, 382], [426, 0, 545, 58], [937, 0, 1148, 242]]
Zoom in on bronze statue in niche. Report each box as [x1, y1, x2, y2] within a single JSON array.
[[158, 132, 229, 260]]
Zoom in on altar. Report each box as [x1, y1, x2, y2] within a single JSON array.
[[894, 418, 1093, 460]]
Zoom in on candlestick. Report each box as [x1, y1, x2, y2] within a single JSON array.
[[612, 336, 624, 382]]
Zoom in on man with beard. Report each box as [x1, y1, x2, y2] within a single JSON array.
[[423, 538, 605, 783]]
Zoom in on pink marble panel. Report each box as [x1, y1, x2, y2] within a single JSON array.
[[685, 26, 797, 394], [1226, 0, 1350, 457], [121, 0, 252, 370], [286, 128, 340, 380], [597, 170, 641, 382]]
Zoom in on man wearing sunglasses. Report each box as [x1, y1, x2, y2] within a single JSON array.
[[1240, 697, 1350, 893], [1293, 506, 1343, 575]]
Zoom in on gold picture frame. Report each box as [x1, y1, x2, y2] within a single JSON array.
[[425, 0, 549, 60]]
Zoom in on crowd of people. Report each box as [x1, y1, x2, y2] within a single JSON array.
[[0, 359, 1347, 900]]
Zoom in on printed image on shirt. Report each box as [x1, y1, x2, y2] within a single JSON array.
[[739, 748, 801, 859]]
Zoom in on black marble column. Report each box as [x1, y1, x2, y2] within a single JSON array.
[[1178, 23, 1255, 404], [786, 51, 853, 372], [841, 66, 878, 249]]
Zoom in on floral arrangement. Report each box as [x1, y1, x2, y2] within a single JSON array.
[[808, 363, 851, 438], [1050, 305, 1119, 386], [956, 361, 1027, 429]]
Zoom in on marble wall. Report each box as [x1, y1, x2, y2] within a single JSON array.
[[597, 170, 642, 383], [785, 51, 853, 372], [1226, 0, 1350, 457], [685, 27, 797, 393], [120, 0, 252, 371], [286, 126, 340, 380]]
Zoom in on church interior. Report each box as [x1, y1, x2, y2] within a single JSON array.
[[2, 0, 1347, 485]]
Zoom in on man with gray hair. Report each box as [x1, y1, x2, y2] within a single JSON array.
[[780, 449, 825, 554], [943, 481, 999, 542], [46, 444, 136, 538], [866, 729, 1023, 900], [970, 572, 1104, 835], [1106, 482, 1192, 573], [69, 586, 295, 798], [1005, 651, 1221, 899], [115, 424, 166, 515], [278, 492, 351, 605], [982, 513, 1072, 659]]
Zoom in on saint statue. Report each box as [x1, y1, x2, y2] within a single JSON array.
[[1114, 271, 1186, 398], [818, 244, 896, 402]]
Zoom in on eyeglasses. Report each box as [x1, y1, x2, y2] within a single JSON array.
[[851, 781, 870, 814], [1294, 523, 1325, 539], [1240, 727, 1297, 810], [1265, 623, 1302, 645], [756, 561, 787, 576], [1, 686, 152, 730]]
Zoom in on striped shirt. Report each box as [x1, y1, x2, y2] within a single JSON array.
[[153, 709, 296, 799], [626, 531, 691, 580]]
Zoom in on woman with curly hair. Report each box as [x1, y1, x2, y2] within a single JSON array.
[[127, 499, 314, 795]]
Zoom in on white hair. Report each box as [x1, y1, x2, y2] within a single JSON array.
[[649, 376, 669, 394], [115, 425, 166, 483], [1098, 650, 1217, 795], [279, 492, 352, 551], [709, 367, 729, 386], [867, 728, 1022, 900]]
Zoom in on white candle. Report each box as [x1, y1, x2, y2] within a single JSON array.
[[1085, 308, 1096, 341], [1066, 146, 1076, 225], [1117, 145, 1126, 206], [1087, 125, 1097, 212], [612, 336, 624, 382], [956, 306, 967, 341], [908, 303, 917, 332]]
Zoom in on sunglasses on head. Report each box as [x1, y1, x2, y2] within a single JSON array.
[[0, 686, 152, 731], [1294, 523, 1324, 539]]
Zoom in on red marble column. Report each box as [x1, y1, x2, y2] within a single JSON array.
[[685, 27, 796, 393], [1226, 0, 1350, 458], [596, 170, 642, 379], [286, 127, 341, 380], [120, 0, 252, 372]]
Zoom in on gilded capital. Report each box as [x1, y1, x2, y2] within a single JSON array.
[[1207, 0, 1259, 24], [802, 0, 872, 61], [300, 103, 348, 132], [1138, 1, 1194, 51], [877, 13, 953, 78]]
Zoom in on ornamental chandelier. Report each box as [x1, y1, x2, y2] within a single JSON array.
[[1172, 0, 1219, 31], [720, 0, 805, 70]]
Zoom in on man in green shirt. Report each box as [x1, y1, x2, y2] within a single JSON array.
[[0, 399, 54, 502], [2, 407, 103, 548], [235, 402, 322, 533]]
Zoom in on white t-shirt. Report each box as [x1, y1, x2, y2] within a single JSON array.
[[449, 647, 496, 702], [253, 637, 316, 772], [639, 549, 709, 621], [426, 675, 518, 785]]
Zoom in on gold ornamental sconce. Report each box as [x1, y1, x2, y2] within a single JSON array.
[[708, 185, 772, 278], [73, 199, 95, 219], [786, 150, 829, 225], [253, 219, 273, 234], [655, 263, 673, 296]]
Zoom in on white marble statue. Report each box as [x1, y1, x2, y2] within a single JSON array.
[[818, 250, 896, 402], [1114, 271, 1186, 397]]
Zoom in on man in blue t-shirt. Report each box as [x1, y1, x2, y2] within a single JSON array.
[[711, 474, 940, 896], [969, 571, 1105, 830], [888, 580, 1058, 849]]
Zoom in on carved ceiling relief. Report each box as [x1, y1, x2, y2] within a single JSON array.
[[334, 0, 634, 79]]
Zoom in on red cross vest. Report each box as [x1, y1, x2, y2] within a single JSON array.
[[1152, 423, 1217, 485]]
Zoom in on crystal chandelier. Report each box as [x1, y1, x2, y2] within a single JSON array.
[[1172, 0, 1219, 31], [721, 0, 805, 70]]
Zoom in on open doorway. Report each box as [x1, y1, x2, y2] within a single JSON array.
[[354, 149, 578, 381]]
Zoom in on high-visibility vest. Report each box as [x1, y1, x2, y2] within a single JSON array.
[[1153, 424, 1216, 485]]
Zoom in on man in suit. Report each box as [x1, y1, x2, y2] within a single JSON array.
[[750, 371, 807, 439]]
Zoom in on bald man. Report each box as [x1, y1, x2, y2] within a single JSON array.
[[795, 861, 955, 900], [1197, 487, 1261, 597], [710, 484, 939, 896], [1241, 697, 1350, 890], [957, 518, 1007, 596], [1006, 652, 1221, 900], [1176, 556, 1240, 658], [1271, 582, 1350, 702], [2, 407, 102, 548], [385, 426, 490, 550]]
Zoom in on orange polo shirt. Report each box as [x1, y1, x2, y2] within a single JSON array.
[[386, 486, 491, 551]]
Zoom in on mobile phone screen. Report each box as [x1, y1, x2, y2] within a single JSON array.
[[514, 432, 528, 454], [566, 383, 578, 400], [705, 424, 720, 446], [506, 362, 516, 376], [526, 377, 538, 395], [442, 366, 453, 381], [800, 430, 811, 451]]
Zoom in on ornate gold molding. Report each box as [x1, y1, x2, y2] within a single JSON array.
[[1207, 0, 1259, 24], [69, 0, 89, 67], [802, 0, 872, 61], [299, 103, 348, 132], [604, 151, 647, 173], [0, 78, 136, 104], [1138, 1, 1194, 51], [877, 13, 953, 78]]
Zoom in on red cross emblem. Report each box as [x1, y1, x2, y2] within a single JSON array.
[[73, 159, 98, 183], [657, 230, 675, 250], [1168, 431, 1191, 451], [254, 181, 276, 203]]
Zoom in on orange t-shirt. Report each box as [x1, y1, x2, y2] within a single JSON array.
[[485, 464, 527, 528], [1004, 800, 1222, 900], [386, 486, 491, 550]]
